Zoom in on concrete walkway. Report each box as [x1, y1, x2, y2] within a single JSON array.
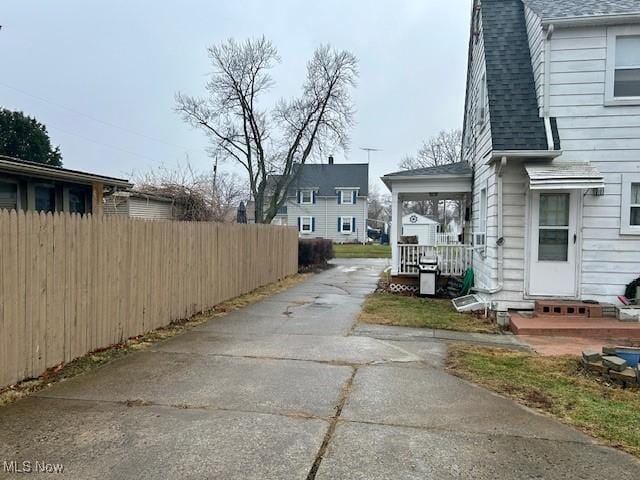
[[1, 259, 638, 479]]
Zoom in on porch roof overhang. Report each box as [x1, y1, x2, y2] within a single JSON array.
[[525, 163, 605, 190], [381, 162, 473, 195]]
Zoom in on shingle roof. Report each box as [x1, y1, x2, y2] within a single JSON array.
[[522, 0, 640, 19], [482, 0, 551, 151], [384, 161, 472, 178], [282, 163, 369, 197]]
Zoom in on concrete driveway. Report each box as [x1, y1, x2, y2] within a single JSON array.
[[1, 258, 638, 479]]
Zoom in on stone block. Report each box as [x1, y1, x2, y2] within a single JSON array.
[[582, 350, 601, 362], [602, 346, 617, 355], [581, 359, 606, 374], [609, 368, 639, 386], [602, 355, 627, 372]]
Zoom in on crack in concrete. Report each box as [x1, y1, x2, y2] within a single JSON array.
[[306, 367, 357, 480]]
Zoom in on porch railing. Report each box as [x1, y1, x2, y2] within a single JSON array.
[[398, 244, 473, 277], [435, 232, 460, 245]]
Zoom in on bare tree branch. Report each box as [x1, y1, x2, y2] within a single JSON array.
[[176, 37, 358, 223]]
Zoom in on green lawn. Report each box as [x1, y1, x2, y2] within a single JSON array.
[[333, 243, 391, 258], [447, 345, 640, 458], [359, 292, 499, 333]]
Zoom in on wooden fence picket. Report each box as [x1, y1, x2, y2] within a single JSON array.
[[0, 212, 298, 388]]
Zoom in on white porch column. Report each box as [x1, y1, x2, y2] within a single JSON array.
[[391, 190, 401, 275]]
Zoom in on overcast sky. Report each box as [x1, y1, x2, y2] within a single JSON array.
[[0, 0, 470, 193]]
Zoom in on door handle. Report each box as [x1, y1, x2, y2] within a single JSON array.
[[573, 234, 577, 244]]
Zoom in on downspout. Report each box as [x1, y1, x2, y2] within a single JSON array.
[[475, 156, 506, 294], [543, 24, 555, 150]]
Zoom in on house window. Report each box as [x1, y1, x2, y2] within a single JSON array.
[[299, 190, 313, 204], [68, 188, 86, 214], [475, 187, 487, 249], [35, 185, 56, 213], [338, 190, 356, 204], [0, 181, 18, 211], [479, 187, 487, 233], [299, 216, 313, 234], [621, 174, 640, 234], [605, 27, 640, 105], [477, 72, 487, 125], [339, 216, 354, 233]]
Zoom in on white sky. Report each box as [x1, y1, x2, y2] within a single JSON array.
[[0, 0, 471, 193]]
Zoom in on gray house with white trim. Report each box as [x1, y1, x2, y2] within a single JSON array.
[[272, 160, 369, 243]]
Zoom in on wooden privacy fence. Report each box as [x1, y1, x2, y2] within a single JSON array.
[[0, 210, 298, 388]]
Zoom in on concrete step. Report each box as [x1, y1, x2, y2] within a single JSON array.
[[510, 313, 640, 340]]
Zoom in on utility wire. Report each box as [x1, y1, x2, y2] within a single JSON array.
[[48, 125, 161, 165], [0, 81, 196, 153]]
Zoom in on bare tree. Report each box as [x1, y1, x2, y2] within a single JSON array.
[[399, 129, 462, 222], [176, 37, 358, 224], [399, 129, 462, 170], [134, 162, 246, 222], [367, 184, 391, 227]]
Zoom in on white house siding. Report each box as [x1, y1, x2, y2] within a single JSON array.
[[128, 198, 175, 220], [286, 196, 367, 243], [103, 196, 129, 216], [462, 12, 498, 295], [545, 24, 640, 304]]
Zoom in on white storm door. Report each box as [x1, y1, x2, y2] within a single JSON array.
[[528, 190, 578, 297]]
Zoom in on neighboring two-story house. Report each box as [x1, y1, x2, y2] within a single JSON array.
[[461, 0, 640, 309], [272, 159, 369, 243]]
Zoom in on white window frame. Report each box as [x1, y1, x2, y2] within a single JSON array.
[[605, 25, 640, 106], [340, 216, 353, 234], [300, 216, 313, 234], [300, 190, 313, 204], [339, 189, 355, 204], [621, 173, 640, 235], [477, 72, 487, 127]]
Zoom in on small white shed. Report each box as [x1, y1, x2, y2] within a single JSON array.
[[401, 213, 439, 245]]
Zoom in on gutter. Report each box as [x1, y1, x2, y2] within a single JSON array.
[[541, 12, 640, 27], [474, 156, 506, 295], [0, 157, 132, 188], [487, 150, 561, 163]]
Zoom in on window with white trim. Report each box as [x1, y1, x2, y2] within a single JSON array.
[[339, 189, 355, 204], [300, 216, 313, 234], [605, 26, 640, 105], [299, 190, 313, 204], [340, 216, 353, 233], [477, 72, 487, 126], [475, 187, 487, 248], [621, 174, 640, 234]]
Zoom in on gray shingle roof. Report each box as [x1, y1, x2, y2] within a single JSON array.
[[384, 162, 472, 178], [284, 163, 369, 197], [522, 0, 640, 19], [482, 0, 552, 151]]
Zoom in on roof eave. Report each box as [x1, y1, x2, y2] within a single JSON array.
[[487, 149, 563, 163], [381, 174, 473, 190], [542, 12, 640, 27], [0, 158, 132, 188]]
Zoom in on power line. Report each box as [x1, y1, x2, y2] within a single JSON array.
[[48, 125, 162, 165], [0, 81, 196, 153]]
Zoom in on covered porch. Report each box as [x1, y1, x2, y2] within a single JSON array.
[[382, 162, 474, 277]]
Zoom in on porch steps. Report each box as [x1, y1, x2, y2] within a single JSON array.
[[534, 299, 604, 318], [510, 312, 640, 341]]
